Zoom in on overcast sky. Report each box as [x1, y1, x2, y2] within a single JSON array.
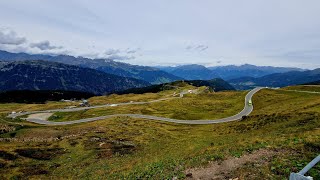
[[0, 0, 320, 69]]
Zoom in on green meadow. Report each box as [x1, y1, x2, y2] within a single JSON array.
[[0, 87, 319, 179]]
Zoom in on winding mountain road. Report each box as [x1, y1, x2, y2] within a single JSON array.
[[8, 87, 264, 125]]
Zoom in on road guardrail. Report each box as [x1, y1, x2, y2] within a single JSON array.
[[290, 155, 320, 180]]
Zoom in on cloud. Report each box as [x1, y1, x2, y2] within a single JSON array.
[[103, 48, 139, 61], [0, 29, 68, 55], [105, 48, 120, 55], [195, 45, 208, 51], [0, 44, 29, 53], [0, 42, 69, 56], [185, 44, 209, 52], [106, 54, 135, 61], [216, 60, 222, 64], [185, 45, 193, 50], [127, 50, 137, 54], [30, 40, 63, 50], [126, 48, 141, 54], [0, 29, 26, 45], [0, 28, 139, 61], [80, 52, 100, 59], [79, 51, 136, 60]]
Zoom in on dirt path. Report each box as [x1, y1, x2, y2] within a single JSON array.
[[27, 113, 53, 121], [185, 149, 277, 180]]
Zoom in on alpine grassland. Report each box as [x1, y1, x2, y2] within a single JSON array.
[[0, 86, 319, 179]]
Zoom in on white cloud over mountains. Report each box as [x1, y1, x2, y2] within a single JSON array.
[[0, 29, 26, 45], [0, 29, 65, 55], [30, 40, 63, 50], [0, 28, 140, 61], [105, 48, 120, 56], [103, 48, 140, 61]]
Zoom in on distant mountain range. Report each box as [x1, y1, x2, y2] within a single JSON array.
[[156, 64, 304, 80], [156, 64, 319, 90], [0, 60, 150, 95], [208, 64, 303, 80], [158, 64, 220, 80], [304, 80, 320, 85], [0, 50, 182, 84], [1, 50, 318, 92], [229, 68, 320, 89]]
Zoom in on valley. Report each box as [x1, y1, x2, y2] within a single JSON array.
[[0, 85, 319, 179], [1, 1, 320, 179], [0, 50, 319, 179]]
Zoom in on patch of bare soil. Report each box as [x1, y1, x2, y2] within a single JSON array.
[[27, 113, 53, 121], [185, 149, 278, 180], [84, 136, 137, 158]]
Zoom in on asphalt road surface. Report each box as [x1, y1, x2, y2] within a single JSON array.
[[8, 87, 264, 125]]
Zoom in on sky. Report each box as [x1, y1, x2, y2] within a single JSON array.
[[0, 0, 320, 69]]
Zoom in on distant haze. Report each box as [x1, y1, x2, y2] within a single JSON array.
[[0, 0, 320, 69]]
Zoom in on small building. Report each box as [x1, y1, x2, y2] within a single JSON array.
[[79, 100, 90, 107]]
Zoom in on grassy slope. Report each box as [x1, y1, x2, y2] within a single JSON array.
[[49, 90, 246, 122], [252, 89, 320, 115], [0, 101, 81, 114], [282, 85, 320, 93], [88, 84, 197, 105], [0, 85, 191, 115], [0, 88, 319, 179]]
